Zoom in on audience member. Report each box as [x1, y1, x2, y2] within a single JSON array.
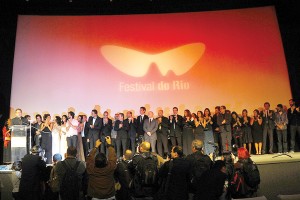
[[158, 146, 191, 200], [115, 149, 133, 200], [186, 139, 212, 195], [194, 160, 227, 200], [55, 146, 86, 200], [86, 136, 117, 199], [19, 145, 46, 200], [128, 141, 163, 199]]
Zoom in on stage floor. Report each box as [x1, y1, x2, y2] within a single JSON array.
[[250, 152, 300, 165]]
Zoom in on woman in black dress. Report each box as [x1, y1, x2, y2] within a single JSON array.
[[194, 111, 205, 144], [240, 109, 253, 154], [250, 109, 263, 155], [203, 108, 215, 155], [182, 109, 195, 155], [41, 114, 53, 164], [231, 112, 242, 148]]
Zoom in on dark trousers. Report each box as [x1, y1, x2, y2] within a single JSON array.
[[290, 125, 300, 151], [82, 136, 88, 157], [89, 132, 99, 149], [157, 133, 168, 156], [41, 132, 52, 164], [130, 137, 136, 155], [182, 128, 194, 155], [67, 135, 78, 148], [170, 129, 182, 147], [263, 127, 274, 153], [220, 131, 232, 152], [19, 191, 42, 200], [34, 134, 41, 146], [116, 138, 127, 158], [100, 135, 107, 154], [276, 129, 288, 153]]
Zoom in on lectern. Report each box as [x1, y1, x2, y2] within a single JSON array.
[[10, 125, 28, 162]]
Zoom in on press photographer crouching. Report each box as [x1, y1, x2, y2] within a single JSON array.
[[19, 145, 47, 200]]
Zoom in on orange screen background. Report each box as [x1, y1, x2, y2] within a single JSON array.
[[10, 6, 291, 117]]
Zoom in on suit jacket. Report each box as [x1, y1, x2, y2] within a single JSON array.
[[82, 121, 90, 138], [169, 115, 183, 132], [143, 118, 158, 139], [136, 115, 149, 136], [19, 154, 46, 192], [260, 110, 276, 129], [217, 112, 232, 133], [11, 117, 29, 126], [156, 116, 169, 136], [114, 120, 129, 140], [87, 116, 102, 140], [101, 118, 113, 137], [125, 118, 137, 139]]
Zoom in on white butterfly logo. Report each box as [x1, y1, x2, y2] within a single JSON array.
[[100, 43, 205, 77]]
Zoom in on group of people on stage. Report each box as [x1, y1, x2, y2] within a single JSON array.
[[2, 99, 300, 164]]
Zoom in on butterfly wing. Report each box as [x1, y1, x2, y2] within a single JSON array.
[[154, 43, 205, 76], [100, 45, 153, 77]]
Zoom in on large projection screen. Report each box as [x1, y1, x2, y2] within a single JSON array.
[[10, 6, 291, 117]]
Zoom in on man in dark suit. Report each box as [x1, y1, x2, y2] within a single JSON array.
[[19, 145, 46, 200], [169, 107, 183, 147], [87, 109, 102, 149], [143, 111, 158, 153], [114, 113, 129, 158], [217, 106, 232, 152], [212, 106, 221, 155], [260, 102, 275, 154], [288, 99, 300, 153], [81, 115, 89, 157], [125, 111, 137, 154], [100, 111, 112, 154], [156, 110, 169, 157], [136, 107, 149, 143], [11, 108, 30, 153], [11, 108, 29, 126]]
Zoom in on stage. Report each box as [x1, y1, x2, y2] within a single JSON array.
[[1, 154, 300, 200], [251, 152, 300, 164], [251, 153, 300, 200]]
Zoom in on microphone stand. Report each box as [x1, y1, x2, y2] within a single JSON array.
[[272, 153, 293, 159]]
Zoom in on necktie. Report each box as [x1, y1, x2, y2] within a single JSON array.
[[150, 119, 152, 124]]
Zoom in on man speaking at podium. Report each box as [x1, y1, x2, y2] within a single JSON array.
[[11, 108, 30, 153], [11, 108, 29, 126]]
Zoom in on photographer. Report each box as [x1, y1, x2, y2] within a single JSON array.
[[19, 145, 47, 200], [86, 136, 117, 200], [128, 141, 164, 199]]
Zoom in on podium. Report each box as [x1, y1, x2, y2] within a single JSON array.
[[10, 125, 28, 162]]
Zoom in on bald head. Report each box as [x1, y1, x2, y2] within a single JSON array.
[[124, 150, 133, 160], [140, 142, 151, 152]]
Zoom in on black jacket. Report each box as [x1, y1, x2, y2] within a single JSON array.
[[194, 168, 227, 200], [158, 157, 191, 200], [19, 154, 46, 192]]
